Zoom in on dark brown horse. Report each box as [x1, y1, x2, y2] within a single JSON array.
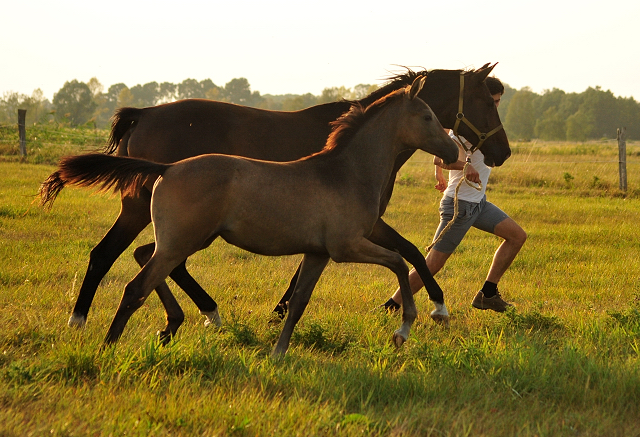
[[44, 79, 458, 355], [41, 63, 509, 335]]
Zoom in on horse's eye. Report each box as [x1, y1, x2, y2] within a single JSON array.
[[423, 114, 432, 122]]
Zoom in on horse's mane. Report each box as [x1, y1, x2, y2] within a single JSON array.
[[357, 66, 469, 108], [306, 87, 407, 159]]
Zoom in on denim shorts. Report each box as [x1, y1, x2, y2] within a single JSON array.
[[431, 195, 509, 254]]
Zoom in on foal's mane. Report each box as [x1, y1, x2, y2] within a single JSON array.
[[306, 87, 407, 159]]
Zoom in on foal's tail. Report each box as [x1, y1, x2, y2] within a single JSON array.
[[38, 154, 170, 209]]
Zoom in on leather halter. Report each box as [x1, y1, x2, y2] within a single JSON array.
[[451, 71, 504, 157]]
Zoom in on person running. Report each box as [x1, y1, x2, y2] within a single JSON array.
[[382, 76, 526, 313]]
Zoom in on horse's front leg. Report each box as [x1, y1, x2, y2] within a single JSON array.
[[334, 238, 417, 348], [368, 219, 448, 324], [272, 253, 329, 357]]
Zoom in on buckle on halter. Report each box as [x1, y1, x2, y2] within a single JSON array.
[[456, 112, 464, 120]]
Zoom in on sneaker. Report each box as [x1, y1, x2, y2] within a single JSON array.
[[471, 291, 513, 312]]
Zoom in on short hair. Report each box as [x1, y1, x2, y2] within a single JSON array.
[[486, 77, 504, 95]]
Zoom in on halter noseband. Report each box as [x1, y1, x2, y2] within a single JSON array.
[[451, 71, 504, 156]]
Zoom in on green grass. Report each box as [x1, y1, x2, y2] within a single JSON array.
[[1, 139, 640, 436]]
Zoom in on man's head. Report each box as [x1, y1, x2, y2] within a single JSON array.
[[485, 76, 504, 108]]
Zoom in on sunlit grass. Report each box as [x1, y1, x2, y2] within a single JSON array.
[[2, 142, 640, 436]]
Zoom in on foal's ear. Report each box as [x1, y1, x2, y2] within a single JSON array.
[[409, 76, 426, 100]]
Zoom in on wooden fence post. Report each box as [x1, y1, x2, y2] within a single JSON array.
[[18, 109, 27, 157], [617, 127, 627, 192]]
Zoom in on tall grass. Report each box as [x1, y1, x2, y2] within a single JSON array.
[[1, 140, 640, 436]]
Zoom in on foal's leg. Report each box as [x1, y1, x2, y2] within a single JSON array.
[[133, 243, 221, 329], [369, 219, 449, 324], [69, 193, 151, 328], [271, 218, 446, 319], [368, 219, 444, 304], [103, 252, 183, 346], [272, 253, 330, 357], [133, 244, 185, 344], [334, 239, 417, 347]]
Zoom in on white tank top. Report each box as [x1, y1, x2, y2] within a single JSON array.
[[442, 132, 491, 203]]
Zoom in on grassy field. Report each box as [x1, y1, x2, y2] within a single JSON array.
[[1, 135, 640, 436]]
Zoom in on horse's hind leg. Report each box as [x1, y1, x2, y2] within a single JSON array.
[[103, 252, 182, 346], [134, 242, 221, 328], [69, 193, 151, 328], [133, 244, 184, 344], [272, 253, 329, 357], [271, 263, 301, 319]]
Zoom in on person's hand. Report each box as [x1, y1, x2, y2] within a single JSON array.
[[434, 166, 447, 192], [464, 164, 481, 184]]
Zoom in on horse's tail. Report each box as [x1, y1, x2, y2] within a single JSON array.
[[106, 107, 143, 155], [39, 154, 170, 209]]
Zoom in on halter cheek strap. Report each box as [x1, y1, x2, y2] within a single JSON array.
[[452, 71, 504, 154]]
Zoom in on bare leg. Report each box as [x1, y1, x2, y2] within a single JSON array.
[[69, 193, 151, 327], [485, 218, 527, 284]]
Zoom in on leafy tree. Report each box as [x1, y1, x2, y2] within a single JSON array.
[[117, 88, 134, 108], [0, 90, 52, 125], [353, 84, 377, 99], [565, 110, 594, 141], [177, 78, 219, 100], [535, 107, 566, 140], [158, 82, 177, 103], [52, 80, 97, 126], [221, 78, 263, 107], [504, 88, 537, 140], [318, 86, 352, 104], [130, 81, 160, 107], [281, 93, 318, 111]]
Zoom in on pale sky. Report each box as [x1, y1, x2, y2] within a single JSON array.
[[2, 0, 639, 101]]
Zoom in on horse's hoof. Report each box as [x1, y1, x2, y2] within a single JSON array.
[[430, 302, 450, 327], [392, 331, 407, 348], [156, 330, 172, 345], [68, 313, 86, 328], [200, 309, 222, 328]]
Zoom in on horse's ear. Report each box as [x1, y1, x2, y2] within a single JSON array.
[[409, 76, 426, 100], [474, 63, 497, 82]]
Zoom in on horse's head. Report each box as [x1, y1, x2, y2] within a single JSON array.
[[397, 77, 459, 165], [420, 63, 511, 167]]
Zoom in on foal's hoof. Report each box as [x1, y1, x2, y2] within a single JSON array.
[[68, 313, 87, 328], [392, 331, 407, 348]]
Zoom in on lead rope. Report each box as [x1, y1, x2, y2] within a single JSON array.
[[425, 148, 482, 254]]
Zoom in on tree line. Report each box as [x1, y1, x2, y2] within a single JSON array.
[[499, 84, 640, 141], [1, 77, 639, 140]]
